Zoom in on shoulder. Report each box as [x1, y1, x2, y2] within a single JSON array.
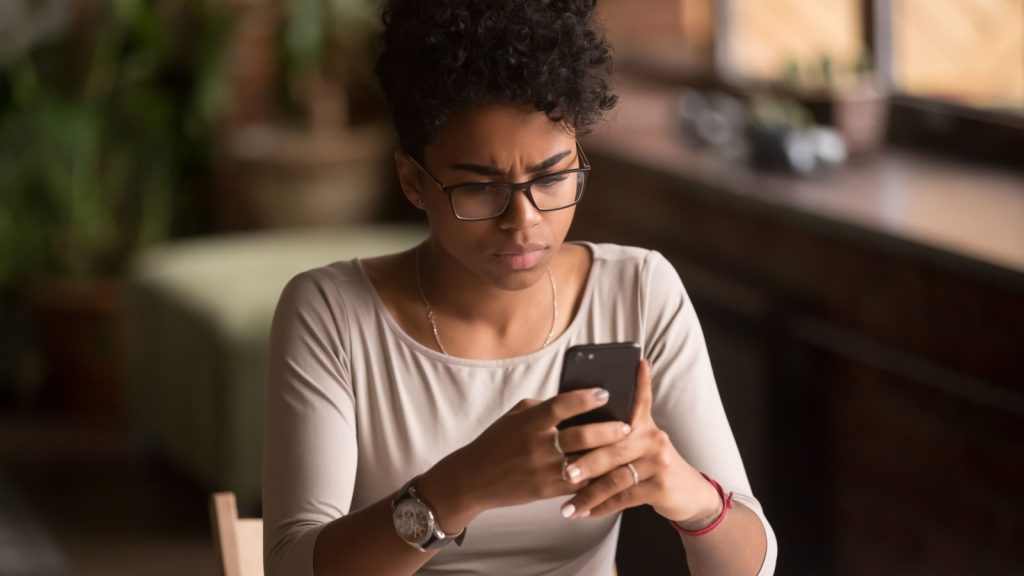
[[270, 260, 376, 359], [582, 243, 689, 326], [276, 259, 369, 319], [583, 242, 678, 284], [584, 242, 651, 264]]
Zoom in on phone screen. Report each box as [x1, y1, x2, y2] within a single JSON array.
[[556, 342, 640, 430]]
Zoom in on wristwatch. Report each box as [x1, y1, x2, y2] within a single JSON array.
[[391, 476, 467, 551]]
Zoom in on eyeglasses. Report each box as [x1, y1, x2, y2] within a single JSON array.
[[407, 142, 591, 221]]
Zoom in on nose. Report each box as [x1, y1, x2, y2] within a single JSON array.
[[498, 187, 543, 231]]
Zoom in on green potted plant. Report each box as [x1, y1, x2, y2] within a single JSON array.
[[0, 0, 232, 414], [217, 0, 395, 229], [781, 54, 889, 158]]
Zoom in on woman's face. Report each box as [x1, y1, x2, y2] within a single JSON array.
[[403, 104, 580, 292]]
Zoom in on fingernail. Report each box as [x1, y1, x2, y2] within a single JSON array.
[[594, 389, 609, 402], [567, 466, 582, 481], [579, 510, 591, 518], [622, 423, 632, 435], [561, 503, 576, 519]]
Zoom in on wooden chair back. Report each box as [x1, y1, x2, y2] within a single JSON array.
[[210, 492, 264, 576]]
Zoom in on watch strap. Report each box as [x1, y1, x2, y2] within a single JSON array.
[[393, 476, 467, 550]]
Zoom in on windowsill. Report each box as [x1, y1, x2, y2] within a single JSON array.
[[583, 78, 1024, 288]]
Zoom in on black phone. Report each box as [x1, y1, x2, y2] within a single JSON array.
[[556, 342, 641, 431]]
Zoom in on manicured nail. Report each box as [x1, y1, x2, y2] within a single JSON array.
[[579, 510, 591, 518], [594, 389, 609, 402], [561, 503, 576, 519], [622, 423, 632, 435], [566, 465, 582, 481]]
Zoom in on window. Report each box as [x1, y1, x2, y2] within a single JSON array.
[[722, 0, 866, 88], [890, 0, 1024, 112], [717, 0, 1024, 114]]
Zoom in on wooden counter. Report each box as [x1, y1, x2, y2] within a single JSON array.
[[585, 82, 1024, 285]]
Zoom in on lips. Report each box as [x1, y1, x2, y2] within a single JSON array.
[[493, 243, 548, 270], [495, 243, 547, 255]]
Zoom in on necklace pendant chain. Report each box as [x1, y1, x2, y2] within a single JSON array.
[[416, 244, 558, 356]]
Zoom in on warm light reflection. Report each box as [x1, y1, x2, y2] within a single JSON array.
[[894, 0, 1024, 110]]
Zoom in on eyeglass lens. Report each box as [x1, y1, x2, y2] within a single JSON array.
[[450, 170, 587, 219]]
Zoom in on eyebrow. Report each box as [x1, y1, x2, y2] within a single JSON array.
[[450, 149, 574, 177]]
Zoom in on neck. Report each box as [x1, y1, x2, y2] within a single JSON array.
[[417, 240, 555, 333]]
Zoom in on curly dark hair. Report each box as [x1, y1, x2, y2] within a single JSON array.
[[374, 0, 617, 160]]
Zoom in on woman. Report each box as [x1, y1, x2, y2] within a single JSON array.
[[263, 0, 777, 574]]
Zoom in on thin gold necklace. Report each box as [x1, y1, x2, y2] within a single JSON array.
[[415, 244, 558, 356]]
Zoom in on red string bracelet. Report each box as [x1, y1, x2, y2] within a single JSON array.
[[668, 472, 734, 537]]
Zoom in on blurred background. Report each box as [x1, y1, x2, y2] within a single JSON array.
[[0, 1, 1021, 575]]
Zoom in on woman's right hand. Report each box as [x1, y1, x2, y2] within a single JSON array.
[[417, 387, 634, 533]]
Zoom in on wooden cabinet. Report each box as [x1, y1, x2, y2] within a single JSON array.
[[578, 115, 1024, 574]]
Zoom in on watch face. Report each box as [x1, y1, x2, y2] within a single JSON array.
[[393, 499, 433, 546]]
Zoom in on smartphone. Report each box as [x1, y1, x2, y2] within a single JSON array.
[[556, 342, 641, 431]]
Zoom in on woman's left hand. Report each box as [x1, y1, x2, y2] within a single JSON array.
[[555, 360, 720, 525]]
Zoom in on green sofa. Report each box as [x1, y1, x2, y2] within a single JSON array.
[[128, 225, 427, 508]]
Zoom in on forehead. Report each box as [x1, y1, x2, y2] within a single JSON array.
[[424, 103, 575, 164]]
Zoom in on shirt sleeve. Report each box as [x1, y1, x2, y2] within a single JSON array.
[[263, 269, 357, 576], [639, 250, 778, 575]]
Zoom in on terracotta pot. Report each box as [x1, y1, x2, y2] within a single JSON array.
[[219, 122, 395, 229], [26, 277, 126, 417], [796, 85, 889, 158]]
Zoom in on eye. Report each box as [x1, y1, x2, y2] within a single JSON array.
[[459, 183, 492, 194], [536, 174, 568, 188]]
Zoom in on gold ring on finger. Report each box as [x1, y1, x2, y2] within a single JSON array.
[[553, 431, 564, 455], [626, 462, 639, 486]]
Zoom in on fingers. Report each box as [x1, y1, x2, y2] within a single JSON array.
[[555, 420, 632, 454], [530, 387, 610, 430], [585, 484, 649, 518], [560, 429, 647, 485], [630, 359, 653, 424], [560, 460, 652, 519], [544, 474, 592, 500], [562, 360, 657, 483], [509, 398, 542, 414]]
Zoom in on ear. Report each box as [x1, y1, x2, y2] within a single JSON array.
[[394, 150, 427, 210]]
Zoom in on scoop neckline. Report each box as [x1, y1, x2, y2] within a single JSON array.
[[353, 241, 598, 368]]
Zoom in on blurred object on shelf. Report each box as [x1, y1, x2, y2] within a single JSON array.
[[798, 85, 887, 158], [677, 88, 748, 162], [748, 94, 847, 174], [782, 55, 889, 158], [676, 87, 848, 175]]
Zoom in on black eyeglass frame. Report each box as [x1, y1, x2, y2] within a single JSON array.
[[406, 141, 592, 221]]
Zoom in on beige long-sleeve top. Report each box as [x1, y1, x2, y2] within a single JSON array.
[[263, 242, 778, 575]]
